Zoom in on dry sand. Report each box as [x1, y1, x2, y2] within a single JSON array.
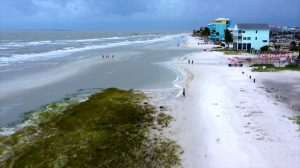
[[148, 36, 300, 167]]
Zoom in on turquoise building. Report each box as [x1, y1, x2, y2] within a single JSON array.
[[233, 24, 270, 50], [208, 18, 232, 41]]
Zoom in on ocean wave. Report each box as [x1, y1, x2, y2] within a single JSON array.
[[0, 47, 11, 50], [0, 62, 9, 67], [0, 33, 188, 63], [0, 40, 60, 48], [102, 36, 125, 40], [57, 38, 104, 43]]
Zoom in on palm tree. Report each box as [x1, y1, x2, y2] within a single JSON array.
[[290, 41, 296, 47], [224, 29, 233, 48], [212, 29, 216, 34], [216, 32, 220, 40], [202, 28, 210, 42], [212, 29, 216, 41]]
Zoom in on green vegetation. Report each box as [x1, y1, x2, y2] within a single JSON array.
[[290, 41, 296, 48], [290, 46, 300, 51], [288, 116, 300, 131], [251, 63, 300, 72], [260, 45, 270, 51], [200, 28, 211, 41], [224, 29, 233, 48], [0, 88, 181, 167]]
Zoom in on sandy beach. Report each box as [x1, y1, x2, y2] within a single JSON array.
[[149, 36, 300, 167]]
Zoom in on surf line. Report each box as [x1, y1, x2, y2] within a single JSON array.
[[158, 61, 185, 98], [160, 52, 198, 98]]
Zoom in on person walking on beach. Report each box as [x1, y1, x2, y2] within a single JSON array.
[[192, 60, 194, 64], [183, 88, 185, 97], [188, 59, 190, 64]]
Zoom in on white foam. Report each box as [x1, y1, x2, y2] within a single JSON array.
[[58, 38, 104, 43], [0, 33, 188, 63], [102, 36, 125, 40], [0, 47, 10, 50], [0, 68, 24, 73], [0, 62, 9, 67], [0, 40, 60, 48]]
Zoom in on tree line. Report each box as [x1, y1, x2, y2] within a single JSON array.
[[193, 28, 233, 47]]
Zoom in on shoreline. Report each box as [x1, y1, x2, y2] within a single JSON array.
[[148, 36, 300, 167], [0, 39, 199, 127], [1, 35, 299, 166]]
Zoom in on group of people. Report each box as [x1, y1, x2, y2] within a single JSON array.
[[102, 54, 114, 58], [188, 59, 194, 64]]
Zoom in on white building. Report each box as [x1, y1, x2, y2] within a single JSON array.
[[233, 23, 270, 50]]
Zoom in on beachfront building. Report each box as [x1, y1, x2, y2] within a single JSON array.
[[208, 18, 232, 41], [233, 23, 270, 50]]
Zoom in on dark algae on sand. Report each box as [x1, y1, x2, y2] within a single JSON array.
[[0, 88, 181, 167]]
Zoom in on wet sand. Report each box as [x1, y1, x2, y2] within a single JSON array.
[[0, 41, 199, 127]]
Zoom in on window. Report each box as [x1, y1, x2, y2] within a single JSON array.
[[263, 40, 267, 42], [233, 43, 237, 49], [243, 37, 247, 40], [256, 30, 257, 33], [247, 37, 251, 40], [255, 37, 257, 40], [238, 43, 242, 49], [243, 31, 245, 33], [247, 43, 251, 49]]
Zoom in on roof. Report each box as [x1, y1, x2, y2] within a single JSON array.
[[236, 24, 269, 30], [214, 18, 230, 21]]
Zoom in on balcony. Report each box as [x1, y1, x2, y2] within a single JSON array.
[[233, 36, 242, 42], [238, 30, 243, 36]]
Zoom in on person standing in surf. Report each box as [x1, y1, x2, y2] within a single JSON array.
[[183, 88, 185, 97]]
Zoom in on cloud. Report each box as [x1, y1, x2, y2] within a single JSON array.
[[0, 0, 299, 30]]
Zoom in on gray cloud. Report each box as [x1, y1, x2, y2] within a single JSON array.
[[0, 0, 299, 30]]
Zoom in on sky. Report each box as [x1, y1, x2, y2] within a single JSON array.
[[1, 0, 299, 30]]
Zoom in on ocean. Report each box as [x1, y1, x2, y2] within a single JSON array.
[[0, 30, 199, 128]]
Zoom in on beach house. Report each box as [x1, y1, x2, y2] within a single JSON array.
[[233, 23, 270, 50], [208, 18, 232, 41]]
